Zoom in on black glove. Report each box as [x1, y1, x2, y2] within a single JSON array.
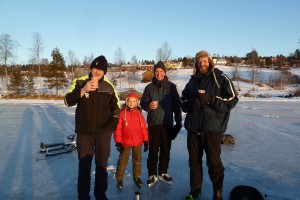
[[189, 98, 202, 110], [115, 142, 123, 152], [198, 93, 215, 105], [143, 141, 149, 152], [171, 123, 182, 140]]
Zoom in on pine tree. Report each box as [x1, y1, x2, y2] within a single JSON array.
[[45, 47, 68, 97], [25, 72, 36, 96], [7, 67, 26, 96]]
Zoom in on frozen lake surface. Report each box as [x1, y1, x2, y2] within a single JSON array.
[[0, 99, 299, 200]]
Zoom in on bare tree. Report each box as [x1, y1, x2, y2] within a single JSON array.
[[29, 32, 44, 97], [131, 55, 138, 65], [68, 49, 80, 80], [114, 47, 125, 90], [129, 55, 138, 89], [88, 53, 94, 65], [127, 71, 135, 89], [276, 54, 286, 91], [115, 47, 125, 65], [81, 54, 94, 71], [232, 63, 241, 91], [249, 66, 259, 91], [156, 41, 172, 62], [0, 33, 19, 94], [246, 49, 260, 91]]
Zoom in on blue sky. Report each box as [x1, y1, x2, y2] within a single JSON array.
[[1, 0, 300, 65]]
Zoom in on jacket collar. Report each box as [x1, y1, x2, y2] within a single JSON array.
[[152, 76, 168, 87]]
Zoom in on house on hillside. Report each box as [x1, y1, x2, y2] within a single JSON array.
[[20, 70, 35, 75], [109, 66, 120, 72], [139, 64, 153, 71], [212, 54, 228, 65], [213, 58, 227, 65], [141, 70, 154, 83], [165, 61, 182, 69], [120, 64, 138, 71]]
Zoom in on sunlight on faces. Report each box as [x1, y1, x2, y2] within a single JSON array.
[[91, 68, 105, 80], [154, 68, 166, 81], [126, 98, 138, 109], [198, 57, 210, 74]]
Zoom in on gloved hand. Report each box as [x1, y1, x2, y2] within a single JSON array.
[[198, 93, 215, 105], [115, 142, 123, 152], [143, 141, 149, 152], [189, 98, 202, 110], [171, 123, 182, 140], [181, 100, 189, 113]]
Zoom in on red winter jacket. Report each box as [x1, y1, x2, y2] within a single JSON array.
[[114, 107, 148, 147]]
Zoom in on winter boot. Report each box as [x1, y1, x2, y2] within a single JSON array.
[[116, 180, 123, 190], [212, 185, 223, 200], [185, 188, 201, 200], [133, 177, 143, 188], [147, 175, 158, 188], [158, 173, 173, 185]]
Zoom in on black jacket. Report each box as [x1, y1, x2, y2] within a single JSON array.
[[64, 74, 120, 135], [181, 68, 238, 133], [140, 76, 182, 126]]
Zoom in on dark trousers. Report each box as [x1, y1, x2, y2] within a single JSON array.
[[116, 145, 142, 180], [147, 125, 172, 176], [187, 131, 224, 192], [77, 133, 112, 200]]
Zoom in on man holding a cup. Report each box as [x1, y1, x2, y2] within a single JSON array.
[[65, 55, 120, 200], [140, 61, 182, 188], [181, 50, 238, 200]]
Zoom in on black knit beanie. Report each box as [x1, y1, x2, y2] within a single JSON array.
[[90, 55, 108, 74], [153, 61, 166, 73]]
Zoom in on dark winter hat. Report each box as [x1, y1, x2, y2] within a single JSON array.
[[90, 55, 108, 74], [153, 61, 166, 73]]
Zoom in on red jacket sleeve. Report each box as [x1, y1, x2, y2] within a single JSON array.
[[113, 110, 124, 143], [141, 114, 149, 142]]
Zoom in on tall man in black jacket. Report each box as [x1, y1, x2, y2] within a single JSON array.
[[140, 61, 182, 187], [182, 51, 238, 200], [65, 55, 120, 200]]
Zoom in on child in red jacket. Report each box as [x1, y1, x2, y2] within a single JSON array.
[[114, 92, 149, 190]]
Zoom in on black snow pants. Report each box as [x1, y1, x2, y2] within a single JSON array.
[[147, 124, 173, 176], [187, 131, 224, 193], [77, 133, 112, 200]]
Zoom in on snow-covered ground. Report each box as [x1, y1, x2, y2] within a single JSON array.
[[0, 67, 299, 200]]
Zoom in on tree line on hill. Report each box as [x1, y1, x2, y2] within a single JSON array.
[[1, 32, 300, 98]]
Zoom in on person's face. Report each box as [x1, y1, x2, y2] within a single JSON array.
[[198, 57, 210, 74], [155, 68, 166, 81], [91, 68, 105, 80], [127, 98, 138, 109]]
